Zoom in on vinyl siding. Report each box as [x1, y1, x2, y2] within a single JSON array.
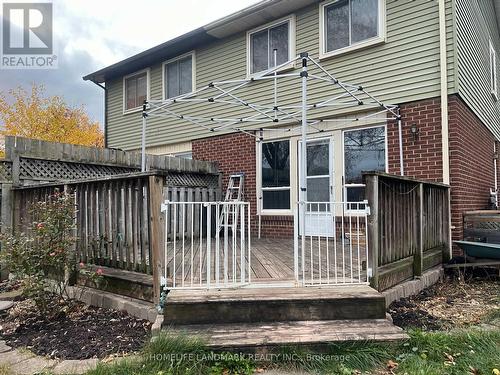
[[455, 0, 500, 139], [106, 0, 455, 150]]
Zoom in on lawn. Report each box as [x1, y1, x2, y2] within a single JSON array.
[[86, 328, 500, 375]]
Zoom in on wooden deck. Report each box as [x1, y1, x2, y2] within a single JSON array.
[[165, 236, 368, 286]]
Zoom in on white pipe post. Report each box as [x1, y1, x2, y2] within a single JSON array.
[[299, 52, 308, 282], [397, 112, 404, 176], [495, 142, 498, 207], [141, 102, 147, 172], [273, 49, 278, 122], [300, 53, 308, 202]]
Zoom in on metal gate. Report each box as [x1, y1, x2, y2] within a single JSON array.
[[161, 201, 251, 289], [294, 201, 370, 286]]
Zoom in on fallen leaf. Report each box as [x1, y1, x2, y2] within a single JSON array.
[[387, 360, 399, 369]]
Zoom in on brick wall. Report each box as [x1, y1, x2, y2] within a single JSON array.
[[387, 98, 443, 182], [448, 95, 496, 246], [388, 95, 497, 254], [192, 132, 294, 237], [192, 95, 498, 246]]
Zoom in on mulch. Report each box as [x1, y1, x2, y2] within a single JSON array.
[[0, 298, 152, 360], [388, 274, 500, 331]]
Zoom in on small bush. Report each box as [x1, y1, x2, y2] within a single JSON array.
[[0, 190, 77, 311]]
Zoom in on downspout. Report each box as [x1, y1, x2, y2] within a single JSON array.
[[439, 0, 450, 184], [91, 81, 108, 148], [439, 0, 452, 260]]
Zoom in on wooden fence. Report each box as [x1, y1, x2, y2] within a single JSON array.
[[364, 172, 451, 291], [463, 210, 500, 244], [11, 172, 221, 301]]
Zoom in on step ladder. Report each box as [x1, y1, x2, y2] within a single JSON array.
[[218, 173, 245, 232]]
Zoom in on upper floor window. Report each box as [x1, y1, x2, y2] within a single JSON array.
[[320, 0, 384, 58], [247, 17, 295, 75], [490, 40, 498, 100], [124, 70, 149, 112], [163, 52, 195, 99]]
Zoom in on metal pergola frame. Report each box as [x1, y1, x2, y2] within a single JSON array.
[[141, 51, 404, 251]]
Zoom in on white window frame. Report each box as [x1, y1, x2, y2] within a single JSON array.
[[319, 0, 386, 60], [122, 68, 150, 115], [490, 40, 498, 101], [342, 124, 388, 212], [246, 15, 296, 78], [162, 51, 196, 101], [258, 138, 292, 215]]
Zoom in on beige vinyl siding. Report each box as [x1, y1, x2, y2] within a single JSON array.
[[106, 0, 455, 150], [455, 0, 500, 139]]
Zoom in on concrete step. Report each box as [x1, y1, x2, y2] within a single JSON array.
[[163, 285, 386, 325], [165, 318, 408, 351]]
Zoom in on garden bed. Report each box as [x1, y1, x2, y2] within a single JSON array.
[[388, 273, 500, 330], [0, 297, 152, 360]]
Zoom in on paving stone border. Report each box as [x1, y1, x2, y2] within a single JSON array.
[[382, 266, 444, 307], [0, 339, 100, 375]]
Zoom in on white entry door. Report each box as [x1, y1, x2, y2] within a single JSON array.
[[299, 138, 335, 237]]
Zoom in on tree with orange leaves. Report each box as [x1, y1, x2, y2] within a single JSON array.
[[0, 84, 104, 157]]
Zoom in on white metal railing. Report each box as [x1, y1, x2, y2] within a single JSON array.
[[160, 201, 251, 289], [294, 201, 370, 286]]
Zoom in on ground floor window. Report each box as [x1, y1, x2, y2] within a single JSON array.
[[343, 126, 386, 206], [261, 140, 291, 210]]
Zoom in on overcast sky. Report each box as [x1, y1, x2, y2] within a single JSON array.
[[0, 0, 260, 125]]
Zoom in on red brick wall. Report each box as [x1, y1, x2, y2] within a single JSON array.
[[192, 132, 294, 237], [387, 98, 443, 182], [448, 95, 496, 245], [192, 96, 498, 246]]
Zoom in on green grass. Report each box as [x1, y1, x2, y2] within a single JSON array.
[[87, 329, 500, 375], [394, 329, 500, 375], [87, 333, 255, 375], [0, 364, 13, 375]]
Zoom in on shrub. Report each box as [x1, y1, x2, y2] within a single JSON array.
[[0, 190, 77, 310]]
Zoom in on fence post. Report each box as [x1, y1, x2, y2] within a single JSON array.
[[11, 153, 20, 186], [64, 184, 78, 285], [414, 182, 424, 278], [365, 174, 379, 290], [0, 183, 13, 280], [148, 175, 164, 305], [443, 187, 452, 262]]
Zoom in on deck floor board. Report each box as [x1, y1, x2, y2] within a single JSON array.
[[164, 236, 367, 286]]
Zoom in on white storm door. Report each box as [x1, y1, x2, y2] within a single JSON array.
[[300, 138, 335, 237]]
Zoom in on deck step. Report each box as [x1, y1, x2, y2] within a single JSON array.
[[165, 319, 408, 350], [163, 285, 386, 325]]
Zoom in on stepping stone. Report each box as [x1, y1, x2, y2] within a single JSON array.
[[0, 300, 13, 311], [0, 340, 12, 353], [0, 289, 22, 301], [9, 356, 57, 375], [52, 359, 99, 374], [0, 349, 34, 366]]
